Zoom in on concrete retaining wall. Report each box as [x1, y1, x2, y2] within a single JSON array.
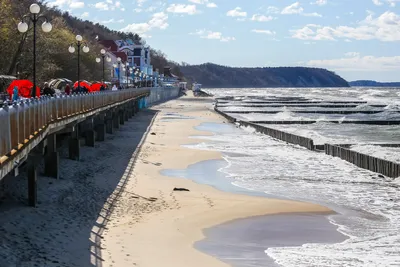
[[146, 86, 180, 106]]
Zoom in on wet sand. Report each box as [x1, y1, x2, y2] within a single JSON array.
[[162, 145, 346, 267], [196, 213, 346, 267]]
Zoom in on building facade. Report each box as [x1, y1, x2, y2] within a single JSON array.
[[99, 39, 153, 84]]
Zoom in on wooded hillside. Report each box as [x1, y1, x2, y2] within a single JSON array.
[[180, 63, 349, 88], [0, 0, 181, 85]]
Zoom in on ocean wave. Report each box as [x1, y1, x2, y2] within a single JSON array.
[[188, 114, 400, 267]]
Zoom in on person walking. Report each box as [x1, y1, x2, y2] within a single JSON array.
[[12, 86, 19, 102], [42, 82, 54, 96], [65, 84, 71, 95]]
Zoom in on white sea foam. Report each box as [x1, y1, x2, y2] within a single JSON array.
[[195, 87, 400, 266]]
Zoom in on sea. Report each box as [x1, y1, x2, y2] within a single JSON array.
[[190, 88, 400, 267]]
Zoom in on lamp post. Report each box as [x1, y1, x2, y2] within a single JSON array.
[[129, 68, 133, 88], [122, 65, 126, 88], [116, 57, 121, 86], [98, 49, 111, 82], [124, 63, 131, 88], [125, 62, 129, 88], [95, 57, 101, 80], [68, 35, 89, 91], [18, 3, 52, 97], [134, 70, 139, 87]]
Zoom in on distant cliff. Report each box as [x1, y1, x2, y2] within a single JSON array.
[[349, 80, 400, 87], [180, 63, 349, 88]]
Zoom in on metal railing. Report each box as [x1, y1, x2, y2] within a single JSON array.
[[0, 88, 150, 162], [146, 86, 180, 105]]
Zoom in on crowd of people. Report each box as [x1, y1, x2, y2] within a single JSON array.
[[6, 79, 150, 103]]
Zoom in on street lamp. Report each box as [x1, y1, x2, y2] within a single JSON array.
[[113, 57, 121, 86], [125, 63, 129, 87], [134, 70, 139, 87], [68, 35, 89, 91], [124, 63, 130, 88], [122, 65, 126, 88], [129, 68, 133, 88], [18, 3, 52, 97], [98, 49, 111, 82]]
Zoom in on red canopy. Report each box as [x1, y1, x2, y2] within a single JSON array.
[[73, 81, 91, 91], [90, 82, 106, 92], [7, 80, 41, 98]]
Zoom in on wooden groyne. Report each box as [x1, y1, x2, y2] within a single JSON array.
[[217, 104, 387, 108], [214, 106, 315, 150], [217, 100, 369, 104], [214, 103, 400, 178], [223, 110, 387, 114], [324, 144, 400, 178], [239, 121, 315, 150], [214, 106, 237, 122], [249, 120, 400, 125]]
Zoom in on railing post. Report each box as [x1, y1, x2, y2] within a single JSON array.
[[0, 103, 11, 161]]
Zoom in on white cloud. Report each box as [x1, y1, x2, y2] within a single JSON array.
[[307, 54, 400, 71], [137, 0, 147, 7], [227, 7, 247, 17], [282, 2, 303, 14], [251, 29, 276, 35], [190, 29, 235, 42], [189, 0, 217, 7], [47, 0, 85, 9], [166, 4, 198, 15], [373, 0, 383, 5], [69, 1, 84, 8], [291, 11, 400, 41], [312, 0, 327, 5], [94, 2, 110, 10], [266, 6, 280, 14], [91, 1, 125, 11], [121, 12, 168, 35], [303, 12, 323, 17], [345, 52, 360, 57], [281, 2, 322, 17], [81, 12, 89, 18], [251, 14, 274, 22], [101, 18, 125, 24]]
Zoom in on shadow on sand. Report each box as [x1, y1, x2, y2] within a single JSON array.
[[0, 109, 157, 267]]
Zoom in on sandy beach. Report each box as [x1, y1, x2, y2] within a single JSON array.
[[99, 93, 331, 267], [0, 92, 332, 267]]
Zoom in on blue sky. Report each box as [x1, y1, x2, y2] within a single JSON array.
[[46, 0, 400, 82]]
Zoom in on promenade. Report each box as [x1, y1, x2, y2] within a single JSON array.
[[0, 87, 180, 207]]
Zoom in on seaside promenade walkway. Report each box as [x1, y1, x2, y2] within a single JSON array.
[[0, 87, 180, 207]]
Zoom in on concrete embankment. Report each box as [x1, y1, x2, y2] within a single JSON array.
[[0, 86, 181, 206]]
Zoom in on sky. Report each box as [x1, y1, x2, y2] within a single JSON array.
[[45, 0, 400, 82]]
